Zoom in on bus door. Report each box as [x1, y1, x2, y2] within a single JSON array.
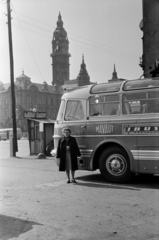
[[136, 118, 159, 173], [63, 99, 88, 169]]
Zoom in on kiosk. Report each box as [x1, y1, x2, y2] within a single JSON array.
[[24, 111, 55, 156]]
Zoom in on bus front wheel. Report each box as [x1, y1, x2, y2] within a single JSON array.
[[99, 147, 133, 183]]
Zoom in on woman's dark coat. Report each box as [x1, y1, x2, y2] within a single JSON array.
[[56, 136, 81, 171]]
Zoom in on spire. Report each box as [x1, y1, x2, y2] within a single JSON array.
[[57, 12, 63, 28], [114, 64, 116, 73], [112, 64, 118, 80], [53, 13, 67, 41], [82, 54, 84, 64], [77, 55, 90, 86], [58, 12, 61, 20]]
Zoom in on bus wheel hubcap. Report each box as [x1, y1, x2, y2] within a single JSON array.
[[106, 154, 127, 176]]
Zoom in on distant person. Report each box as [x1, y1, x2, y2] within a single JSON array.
[[56, 127, 81, 183]]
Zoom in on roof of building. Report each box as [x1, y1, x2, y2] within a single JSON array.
[[16, 71, 31, 80], [1, 78, 61, 94]]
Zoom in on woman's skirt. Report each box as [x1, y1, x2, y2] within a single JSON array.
[[65, 150, 72, 170]]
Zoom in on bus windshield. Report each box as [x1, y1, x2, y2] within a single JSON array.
[[56, 99, 65, 121]]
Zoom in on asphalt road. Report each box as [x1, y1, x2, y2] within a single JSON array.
[[0, 153, 159, 239], [0, 139, 30, 159]]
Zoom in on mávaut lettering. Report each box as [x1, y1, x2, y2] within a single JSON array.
[[96, 124, 113, 134]]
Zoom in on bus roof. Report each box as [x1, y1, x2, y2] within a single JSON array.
[[62, 78, 159, 100], [62, 85, 93, 99]]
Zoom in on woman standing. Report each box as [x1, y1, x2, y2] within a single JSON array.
[[56, 127, 81, 183]]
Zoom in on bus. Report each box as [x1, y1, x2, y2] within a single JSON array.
[[53, 78, 159, 183], [0, 128, 22, 140]]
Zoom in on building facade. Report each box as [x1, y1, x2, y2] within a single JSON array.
[[0, 71, 61, 131]]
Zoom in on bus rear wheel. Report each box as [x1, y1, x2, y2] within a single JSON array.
[[99, 147, 133, 183]]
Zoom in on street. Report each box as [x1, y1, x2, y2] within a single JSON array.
[[0, 141, 159, 240]]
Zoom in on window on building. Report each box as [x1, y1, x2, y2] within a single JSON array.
[[5, 98, 8, 105]]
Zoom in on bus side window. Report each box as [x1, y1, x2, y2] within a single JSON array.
[[122, 92, 149, 115], [147, 91, 159, 113], [89, 103, 102, 116], [122, 96, 132, 114], [89, 94, 119, 116]]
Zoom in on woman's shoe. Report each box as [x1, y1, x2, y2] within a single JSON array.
[[72, 179, 77, 183], [67, 180, 71, 183]]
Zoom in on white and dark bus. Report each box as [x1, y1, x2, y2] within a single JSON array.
[[53, 78, 159, 183]]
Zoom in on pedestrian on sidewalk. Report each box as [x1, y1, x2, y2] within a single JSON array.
[[56, 127, 81, 183]]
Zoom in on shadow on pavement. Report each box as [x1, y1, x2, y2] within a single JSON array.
[[76, 173, 159, 190], [0, 214, 43, 240]]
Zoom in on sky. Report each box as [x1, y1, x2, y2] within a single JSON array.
[[0, 0, 143, 85]]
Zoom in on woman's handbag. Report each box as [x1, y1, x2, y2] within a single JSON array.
[[50, 149, 60, 167]]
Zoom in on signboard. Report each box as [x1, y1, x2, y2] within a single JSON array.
[[24, 111, 47, 119], [24, 111, 36, 118], [36, 112, 47, 119]]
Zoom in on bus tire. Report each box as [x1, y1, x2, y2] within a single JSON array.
[[99, 147, 133, 183]]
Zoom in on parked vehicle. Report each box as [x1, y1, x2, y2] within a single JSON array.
[[53, 77, 159, 183]]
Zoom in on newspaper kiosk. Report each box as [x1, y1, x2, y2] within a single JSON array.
[[24, 111, 55, 156]]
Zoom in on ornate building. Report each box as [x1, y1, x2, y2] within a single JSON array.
[[0, 71, 61, 131]]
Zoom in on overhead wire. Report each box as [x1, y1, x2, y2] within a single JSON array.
[[11, 9, 139, 60], [13, 10, 139, 57], [1, 14, 139, 61], [10, 1, 45, 82]]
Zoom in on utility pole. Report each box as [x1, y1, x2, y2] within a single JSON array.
[[7, 0, 18, 156]]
